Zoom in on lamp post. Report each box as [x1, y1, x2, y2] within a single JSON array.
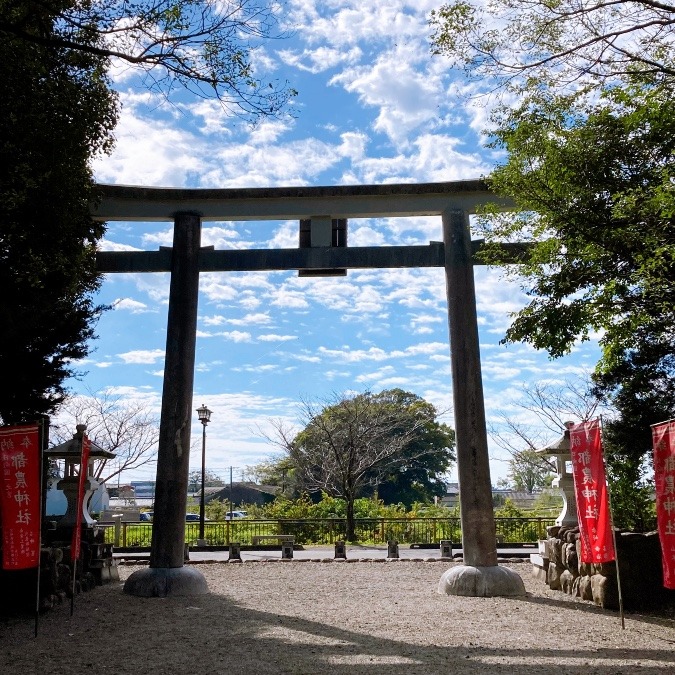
[[196, 404, 212, 543]]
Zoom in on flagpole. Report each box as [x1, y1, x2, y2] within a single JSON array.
[[34, 416, 48, 638], [70, 440, 78, 616], [70, 557, 77, 616], [599, 416, 625, 629]]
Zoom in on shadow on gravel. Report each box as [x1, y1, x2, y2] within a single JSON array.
[[519, 591, 675, 630], [2, 580, 675, 675]]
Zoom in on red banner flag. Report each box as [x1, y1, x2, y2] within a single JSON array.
[[652, 419, 675, 590], [0, 424, 41, 570], [569, 419, 615, 564], [70, 435, 91, 562]]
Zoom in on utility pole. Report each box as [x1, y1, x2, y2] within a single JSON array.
[[229, 466, 233, 517]]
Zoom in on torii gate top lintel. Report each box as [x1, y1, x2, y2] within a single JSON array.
[[92, 179, 513, 222]]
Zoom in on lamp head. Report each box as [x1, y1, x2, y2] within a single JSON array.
[[196, 403, 212, 425]]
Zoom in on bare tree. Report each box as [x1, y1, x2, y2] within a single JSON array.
[[1, 0, 296, 116], [489, 375, 609, 489], [50, 390, 159, 484], [266, 390, 455, 541]]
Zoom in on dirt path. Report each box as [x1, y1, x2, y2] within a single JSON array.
[[2, 561, 675, 674]]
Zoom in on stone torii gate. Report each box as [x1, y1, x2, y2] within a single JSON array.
[[92, 179, 526, 598]]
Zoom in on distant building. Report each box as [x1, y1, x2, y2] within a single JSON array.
[[441, 482, 460, 507], [131, 481, 157, 498], [206, 482, 280, 506]]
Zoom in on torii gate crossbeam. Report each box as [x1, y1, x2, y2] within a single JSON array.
[[93, 180, 525, 598]]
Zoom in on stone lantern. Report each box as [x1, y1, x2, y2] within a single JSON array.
[[45, 424, 116, 530], [538, 421, 578, 527]]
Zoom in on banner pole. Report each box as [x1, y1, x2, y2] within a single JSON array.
[[600, 416, 625, 629], [34, 417, 49, 637], [650, 417, 675, 428], [70, 554, 76, 616]]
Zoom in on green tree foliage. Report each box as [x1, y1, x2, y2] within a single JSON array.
[[0, 5, 117, 424], [0, 1, 294, 423], [275, 389, 455, 541], [370, 390, 456, 507], [506, 449, 555, 494], [246, 455, 297, 496], [475, 82, 675, 528], [481, 82, 675, 417], [431, 2, 675, 531], [602, 418, 657, 531], [0, 0, 296, 115], [430, 1, 675, 94]]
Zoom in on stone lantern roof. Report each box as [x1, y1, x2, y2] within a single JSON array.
[[537, 421, 574, 455], [45, 424, 116, 460]]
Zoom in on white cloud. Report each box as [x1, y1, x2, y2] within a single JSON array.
[[228, 313, 272, 326], [113, 298, 151, 313], [118, 349, 165, 364], [93, 104, 204, 187], [258, 334, 298, 342], [278, 46, 363, 74], [218, 331, 253, 343]]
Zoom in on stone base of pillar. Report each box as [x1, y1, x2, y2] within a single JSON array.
[[123, 566, 208, 597], [438, 565, 526, 597]]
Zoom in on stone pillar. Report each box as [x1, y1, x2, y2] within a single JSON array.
[[438, 209, 525, 597], [124, 212, 208, 597], [442, 209, 497, 568]]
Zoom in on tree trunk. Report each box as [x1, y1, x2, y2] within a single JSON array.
[[345, 496, 356, 542]]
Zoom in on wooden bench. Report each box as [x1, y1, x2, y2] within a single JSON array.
[[251, 535, 295, 546]]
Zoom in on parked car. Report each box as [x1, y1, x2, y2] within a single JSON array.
[[139, 511, 153, 522], [185, 513, 210, 522], [225, 510, 247, 520]]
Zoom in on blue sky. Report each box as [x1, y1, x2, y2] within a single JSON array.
[[61, 1, 601, 486]]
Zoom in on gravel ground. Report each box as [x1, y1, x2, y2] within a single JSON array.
[[2, 560, 675, 674]]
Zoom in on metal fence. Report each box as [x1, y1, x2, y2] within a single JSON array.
[[105, 517, 555, 547]]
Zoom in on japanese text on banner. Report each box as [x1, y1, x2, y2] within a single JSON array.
[[652, 420, 675, 590], [569, 419, 615, 564], [0, 424, 41, 570]]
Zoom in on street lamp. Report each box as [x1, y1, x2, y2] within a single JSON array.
[[196, 403, 212, 543]]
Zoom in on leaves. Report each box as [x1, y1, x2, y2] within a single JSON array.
[[0, 9, 118, 424], [481, 82, 675, 362], [0, 0, 297, 118], [430, 1, 675, 95], [267, 389, 455, 540]]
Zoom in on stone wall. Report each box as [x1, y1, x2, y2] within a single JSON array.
[[533, 525, 674, 611]]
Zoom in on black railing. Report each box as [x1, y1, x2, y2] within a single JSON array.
[[105, 517, 554, 547]]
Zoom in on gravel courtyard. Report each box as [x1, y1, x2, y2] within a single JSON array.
[[2, 561, 674, 674]]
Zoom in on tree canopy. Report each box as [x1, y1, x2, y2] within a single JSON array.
[[430, 1, 675, 94], [1, 0, 296, 115], [0, 7, 117, 424], [478, 82, 675, 421], [271, 389, 455, 541], [430, 1, 675, 528], [503, 449, 553, 495], [0, 0, 295, 424]]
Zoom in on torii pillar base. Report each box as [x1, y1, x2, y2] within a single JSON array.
[[123, 566, 208, 598], [438, 565, 526, 597]]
